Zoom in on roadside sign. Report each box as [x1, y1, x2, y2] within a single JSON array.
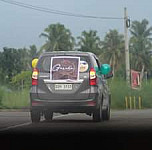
[[131, 70, 141, 89]]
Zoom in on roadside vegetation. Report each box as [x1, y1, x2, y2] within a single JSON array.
[[1, 89, 29, 109], [0, 79, 152, 109], [0, 19, 152, 109], [110, 78, 152, 109]]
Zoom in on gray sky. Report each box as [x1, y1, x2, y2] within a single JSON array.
[[0, 0, 152, 50]]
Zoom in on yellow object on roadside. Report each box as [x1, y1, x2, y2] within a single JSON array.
[[125, 96, 128, 109], [139, 96, 142, 109], [129, 96, 132, 109]]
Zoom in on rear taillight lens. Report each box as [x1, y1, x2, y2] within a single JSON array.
[[32, 68, 39, 85], [89, 67, 97, 85]]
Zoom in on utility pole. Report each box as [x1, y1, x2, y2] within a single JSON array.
[[124, 7, 130, 85]]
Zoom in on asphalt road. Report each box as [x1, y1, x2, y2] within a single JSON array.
[[1, 109, 152, 150]]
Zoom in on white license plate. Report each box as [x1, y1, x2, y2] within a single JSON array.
[[55, 84, 72, 90]]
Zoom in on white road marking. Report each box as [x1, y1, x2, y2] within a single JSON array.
[[54, 113, 78, 119], [0, 113, 80, 131], [0, 122, 31, 131]]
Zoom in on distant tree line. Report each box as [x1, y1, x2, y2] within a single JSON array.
[[0, 19, 152, 90], [0, 45, 40, 89]]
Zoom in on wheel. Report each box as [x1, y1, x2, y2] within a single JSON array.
[[102, 107, 110, 121], [44, 110, 53, 121], [93, 101, 103, 122], [102, 95, 111, 121], [31, 110, 41, 123]]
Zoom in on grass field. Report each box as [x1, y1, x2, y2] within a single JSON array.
[[0, 88, 30, 109], [0, 78, 152, 109], [110, 78, 152, 109]]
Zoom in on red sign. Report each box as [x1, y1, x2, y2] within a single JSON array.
[[131, 70, 141, 89]]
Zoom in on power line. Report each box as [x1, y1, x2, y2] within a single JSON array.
[[0, 0, 124, 20]]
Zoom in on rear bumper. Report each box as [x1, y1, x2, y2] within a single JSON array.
[[30, 99, 97, 113]]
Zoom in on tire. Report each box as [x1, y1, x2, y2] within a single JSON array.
[[93, 101, 103, 122], [102, 95, 111, 121], [31, 110, 41, 123], [44, 110, 53, 121], [102, 107, 110, 121]]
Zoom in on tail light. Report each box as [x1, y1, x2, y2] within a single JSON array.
[[88, 101, 96, 106], [32, 68, 39, 85], [89, 67, 97, 85], [32, 101, 41, 106]]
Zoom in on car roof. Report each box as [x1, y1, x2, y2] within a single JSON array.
[[40, 51, 96, 58]]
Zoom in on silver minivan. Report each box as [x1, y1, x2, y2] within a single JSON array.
[[30, 51, 112, 122]]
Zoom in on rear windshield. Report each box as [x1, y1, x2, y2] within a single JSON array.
[[37, 55, 90, 73]]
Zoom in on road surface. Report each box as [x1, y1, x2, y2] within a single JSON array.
[[1, 109, 152, 150]]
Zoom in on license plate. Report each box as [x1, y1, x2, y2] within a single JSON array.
[[55, 84, 72, 90]]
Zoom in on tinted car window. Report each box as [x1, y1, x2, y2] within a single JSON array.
[[91, 56, 100, 69], [38, 55, 90, 73], [42, 56, 51, 72]]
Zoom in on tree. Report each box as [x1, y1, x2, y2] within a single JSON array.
[[28, 45, 40, 59], [77, 30, 101, 55], [0, 47, 31, 84], [130, 19, 152, 80], [27, 45, 40, 69], [0, 48, 23, 82], [18, 48, 29, 71], [100, 29, 125, 77], [11, 71, 32, 90], [40, 23, 75, 51], [0, 52, 6, 84]]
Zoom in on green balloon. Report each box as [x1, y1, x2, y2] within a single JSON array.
[[101, 64, 111, 75]]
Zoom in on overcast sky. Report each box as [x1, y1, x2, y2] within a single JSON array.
[[0, 0, 152, 50]]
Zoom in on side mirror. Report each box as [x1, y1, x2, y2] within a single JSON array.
[[32, 58, 38, 68], [104, 72, 113, 79], [100, 64, 111, 75]]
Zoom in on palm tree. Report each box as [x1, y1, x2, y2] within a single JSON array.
[[27, 45, 40, 69], [40, 23, 75, 52], [77, 30, 101, 55], [100, 29, 124, 77], [130, 19, 152, 80], [28, 45, 40, 59]]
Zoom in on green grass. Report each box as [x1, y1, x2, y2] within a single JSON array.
[[139, 80, 152, 108], [0, 78, 152, 109], [110, 78, 152, 109], [110, 78, 130, 109], [0, 87, 5, 106], [1, 89, 30, 109]]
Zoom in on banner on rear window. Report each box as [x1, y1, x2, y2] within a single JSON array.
[[50, 56, 80, 80]]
